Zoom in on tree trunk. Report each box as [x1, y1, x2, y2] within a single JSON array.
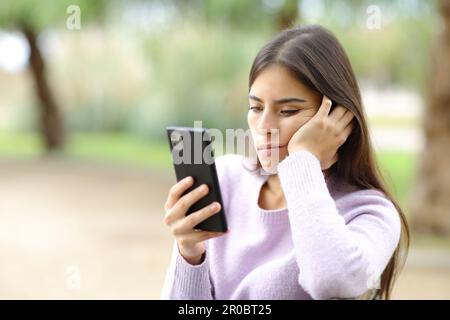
[[409, 0, 450, 235], [277, 0, 299, 31], [22, 25, 65, 151]]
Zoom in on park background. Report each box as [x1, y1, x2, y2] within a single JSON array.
[[0, 0, 449, 299]]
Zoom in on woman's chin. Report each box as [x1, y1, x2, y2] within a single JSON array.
[[258, 152, 288, 175]]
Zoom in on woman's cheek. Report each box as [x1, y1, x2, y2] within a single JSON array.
[[281, 116, 313, 146], [247, 112, 257, 129], [283, 115, 310, 133]]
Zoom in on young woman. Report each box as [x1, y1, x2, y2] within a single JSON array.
[[160, 24, 409, 300]]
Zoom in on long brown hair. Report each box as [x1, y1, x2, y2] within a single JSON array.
[[248, 24, 409, 299]]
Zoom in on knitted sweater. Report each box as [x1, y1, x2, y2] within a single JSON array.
[[160, 150, 401, 300]]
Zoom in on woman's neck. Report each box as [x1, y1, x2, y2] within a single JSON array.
[[266, 174, 283, 196], [266, 169, 331, 194]]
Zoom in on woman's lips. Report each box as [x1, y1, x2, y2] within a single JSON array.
[[257, 145, 285, 156], [258, 144, 285, 150]]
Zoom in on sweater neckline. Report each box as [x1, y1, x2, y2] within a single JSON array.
[[254, 170, 337, 225], [254, 173, 290, 225]]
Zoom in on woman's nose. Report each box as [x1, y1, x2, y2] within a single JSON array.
[[256, 109, 278, 134]]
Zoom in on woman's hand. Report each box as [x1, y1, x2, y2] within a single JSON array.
[[287, 96, 354, 170], [163, 176, 227, 265]]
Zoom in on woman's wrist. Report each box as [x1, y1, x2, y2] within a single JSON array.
[[181, 251, 206, 265], [288, 144, 318, 159]]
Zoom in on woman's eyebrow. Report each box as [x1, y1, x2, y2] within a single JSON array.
[[248, 94, 306, 104]]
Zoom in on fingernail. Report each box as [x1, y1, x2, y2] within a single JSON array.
[[211, 202, 219, 210], [184, 177, 192, 183]]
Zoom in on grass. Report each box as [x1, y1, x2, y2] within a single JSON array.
[[0, 131, 416, 194], [0, 131, 417, 203], [0, 131, 172, 169], [0, 132, 43, 158], [67, 133, 172, 169], [376, 150, 418, 208]]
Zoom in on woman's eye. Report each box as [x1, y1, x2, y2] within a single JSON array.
[[280, 109, 300, 116], [248, 106, 262, 113]]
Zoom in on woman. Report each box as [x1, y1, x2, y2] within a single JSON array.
[[160, 24, 409, 300]]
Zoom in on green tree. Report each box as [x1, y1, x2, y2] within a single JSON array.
[[0, 0, 107, 151], [410, 0, 450, 235]]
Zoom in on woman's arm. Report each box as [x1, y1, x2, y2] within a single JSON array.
[[160, 240, 214, 300], [277, 150, 401, 300]]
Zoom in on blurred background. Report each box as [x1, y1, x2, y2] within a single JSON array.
[[0, 0, 449, 299]]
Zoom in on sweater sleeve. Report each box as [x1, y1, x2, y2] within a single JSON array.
[[160, 240, 214, 300], [159, 154, 237, 300], [277, 150, 401, 300]]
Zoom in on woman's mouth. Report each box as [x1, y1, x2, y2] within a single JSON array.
[[257, 145, 285, 156]]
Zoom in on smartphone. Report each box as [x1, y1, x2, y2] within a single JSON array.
[[166, 126, 228, 232]]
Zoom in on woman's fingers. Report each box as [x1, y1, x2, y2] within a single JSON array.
[[165, 183, 209, 225], [184, 202, 222, 230], [342, 121, 354, 139], [165, 176, 193, 210], [337, 110, 355, 130], [329, 105, 347, 122], [317, 96, 333, 118], [171, 201, 223, 237]]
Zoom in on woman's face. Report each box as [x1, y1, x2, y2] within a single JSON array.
[[248, 63, 322, 173]]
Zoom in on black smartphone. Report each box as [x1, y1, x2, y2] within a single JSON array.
[[166, 126, 228, 232]]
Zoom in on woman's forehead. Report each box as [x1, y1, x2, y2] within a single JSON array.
[[249, 65, 318, 101]]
